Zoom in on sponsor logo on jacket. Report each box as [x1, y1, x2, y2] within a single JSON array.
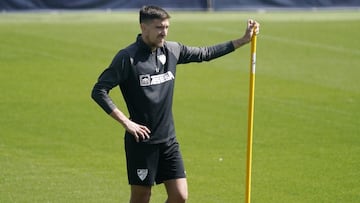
[[139, 71, 174, 86]]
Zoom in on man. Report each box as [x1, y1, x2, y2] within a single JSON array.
[[91, 5, 259, 203]]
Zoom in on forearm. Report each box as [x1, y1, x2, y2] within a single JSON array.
[[110, 108, 151, 142], [178, 41, 235, 63], [110, 108, 130, 128], [231, 36, 251, 49], [92, 88, 129, 127]]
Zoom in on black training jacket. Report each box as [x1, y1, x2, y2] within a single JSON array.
[[92, 34, 235, 144]]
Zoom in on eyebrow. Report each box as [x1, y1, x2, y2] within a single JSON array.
[[156, 24, 169, 28]]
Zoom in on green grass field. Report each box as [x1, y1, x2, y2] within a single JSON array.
[[1, 10, 359, 202]]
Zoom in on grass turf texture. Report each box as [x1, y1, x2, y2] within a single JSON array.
[[1, 10, 359, 202]]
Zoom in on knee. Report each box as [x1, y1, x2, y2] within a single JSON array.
[[168, 190, 188, 203], [179, 190, 188, 202]]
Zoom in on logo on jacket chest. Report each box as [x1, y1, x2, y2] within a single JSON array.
[[139, 71, 175, 87], [157, 54, 166, 65], [155, 54, 166, 73]]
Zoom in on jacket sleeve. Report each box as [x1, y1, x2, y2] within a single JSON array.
[[177, 41, 235, 64], [91, 50, 130, 114]]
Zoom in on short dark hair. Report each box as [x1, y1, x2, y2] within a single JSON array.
[[139, 5, 170, 24]]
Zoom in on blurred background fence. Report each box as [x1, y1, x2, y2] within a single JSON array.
[[1, 0, 359, 11]]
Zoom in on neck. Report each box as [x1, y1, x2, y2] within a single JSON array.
[[141, 35, 157, 52]]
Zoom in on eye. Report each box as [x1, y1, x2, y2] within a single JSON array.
[[156, 25, 166, 29]]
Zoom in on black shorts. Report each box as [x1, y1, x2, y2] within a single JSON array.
[[124, 135, 186, 186]]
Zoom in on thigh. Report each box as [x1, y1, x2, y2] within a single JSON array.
[[156, 138, 186, 184], [164, 178, 188, 202], [130, 185, 152, 203], [125, 134, 159, 186]]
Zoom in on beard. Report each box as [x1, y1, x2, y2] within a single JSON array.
[[142, 33, 166, 49], [154, 36, 165, 47]]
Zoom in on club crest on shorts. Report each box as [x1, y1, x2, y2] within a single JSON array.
[[137, 169, 148, 181]]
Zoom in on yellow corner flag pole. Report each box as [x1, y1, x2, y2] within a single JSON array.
[[245, 28, 257, 203]]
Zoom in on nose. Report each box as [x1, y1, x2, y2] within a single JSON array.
[[161, 28, 167, 36]]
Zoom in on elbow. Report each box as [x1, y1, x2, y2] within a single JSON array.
[[91, 85, 101, 102], [91, 87, 96, 101]]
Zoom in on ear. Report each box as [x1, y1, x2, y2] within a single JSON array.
[[140, 23, 147, 33]]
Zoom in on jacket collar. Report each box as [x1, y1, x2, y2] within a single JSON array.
[[136, 34, 153, 53]]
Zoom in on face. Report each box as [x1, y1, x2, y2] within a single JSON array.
[[141, 18, 169, 50]]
